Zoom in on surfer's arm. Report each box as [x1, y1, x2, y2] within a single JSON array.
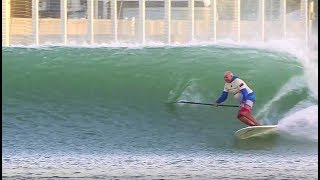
[[215, 91, 228, 104], [240, 89, 248, 103], [238, 79, 250, 104]]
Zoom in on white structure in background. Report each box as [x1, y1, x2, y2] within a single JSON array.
[[202, 0, 210, 7], [2, 0, 315, 46]]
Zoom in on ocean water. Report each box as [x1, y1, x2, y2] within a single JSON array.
[[2, 43, 318, 179]]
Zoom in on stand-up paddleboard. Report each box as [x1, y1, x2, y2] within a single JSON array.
[[234, 125, 278, 139]]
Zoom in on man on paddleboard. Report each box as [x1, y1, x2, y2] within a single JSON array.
[[213, 71, 261, 126]]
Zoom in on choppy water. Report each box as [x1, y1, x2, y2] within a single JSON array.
[[2, 44, 318, 179]]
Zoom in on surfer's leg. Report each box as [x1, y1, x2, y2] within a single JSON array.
[[238, 107, 260, 126], [243, 113, 261, 126], [242, 100, 261, 126], [237, 114, 256, 126]]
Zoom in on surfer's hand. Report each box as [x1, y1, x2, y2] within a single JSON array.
[[213, 103, 219, 106], [240, 103, 245, 108]]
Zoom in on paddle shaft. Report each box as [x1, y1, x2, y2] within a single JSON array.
[[174, 101, 239, 107]]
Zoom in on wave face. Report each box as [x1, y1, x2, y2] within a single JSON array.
[[2, 46, 318, 179]]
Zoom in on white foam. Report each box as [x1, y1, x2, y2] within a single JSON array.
[[277, 105, 318, 142]]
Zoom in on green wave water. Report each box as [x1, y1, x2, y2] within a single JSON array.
[[2, 45, 318, 179]]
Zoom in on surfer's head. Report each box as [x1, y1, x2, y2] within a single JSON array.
[[224, 71, 233, 83]]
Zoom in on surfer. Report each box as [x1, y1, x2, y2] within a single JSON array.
[[213, 71, 261, 126]]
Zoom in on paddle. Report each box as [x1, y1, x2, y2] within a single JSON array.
[[173, 101, 239, 107]]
